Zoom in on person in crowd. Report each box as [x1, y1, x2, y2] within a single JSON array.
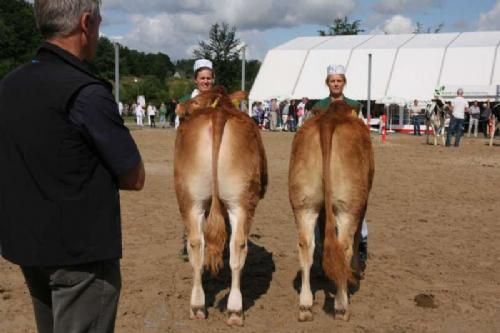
[[175, 59, 215, 129], [467, 100, 480, 137], [257, 101, 265, 128], [251, 101, 260, 125], [147, 103, 156, 128], [288, 99, 297, 132], [296, 97, 307, 128], [311, 64, 368, 262], [136, 103, 144, 126], [159, 102, 167, 128], [410, 99, 422, 136], [446, 88, 469, 147], [281, 99, 290, 131], [270, 98, 278, 130], [167, 98, 177, 127], [0, 1, 145, 332], [480, 100, 492, 137]]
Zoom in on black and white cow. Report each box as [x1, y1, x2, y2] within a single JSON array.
[[425, 99, 447, 146]]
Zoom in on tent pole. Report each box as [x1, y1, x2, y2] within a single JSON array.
[[367, 53, 372, 128]]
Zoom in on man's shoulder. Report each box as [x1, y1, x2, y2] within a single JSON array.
[[314, 97, 331, 110], [343, 96, 360, 108], [178, 94, 191, 103]]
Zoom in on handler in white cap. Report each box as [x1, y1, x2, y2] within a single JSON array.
[[312, 64, 361, 115], [312, 64, 369, 265], [175, 59, 215, 129]]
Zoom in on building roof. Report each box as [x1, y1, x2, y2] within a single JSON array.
[[249, 31, 500, 103]]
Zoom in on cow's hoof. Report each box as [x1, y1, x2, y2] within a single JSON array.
[[226, 310, 244, 327], [190, 306, 206, 320], [298, 306, 313, 322], [334, 309, 350, 321]]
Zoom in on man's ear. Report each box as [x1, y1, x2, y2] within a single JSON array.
[[80, 12, 91, 35]]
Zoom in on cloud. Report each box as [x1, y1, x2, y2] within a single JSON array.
[[477, 1, 500, 30], [373, 0, 444, 15], [370, 15, 415, 34], [100, 0, 357, 59]]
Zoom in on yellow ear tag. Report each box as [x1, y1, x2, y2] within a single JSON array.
[[211, 97, 220, 108], [351, 109, 357, 117]]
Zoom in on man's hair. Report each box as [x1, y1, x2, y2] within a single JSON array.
[[34, 0, 101, 39], [325, 74, 347, 85], [457, 88, 464, 96]]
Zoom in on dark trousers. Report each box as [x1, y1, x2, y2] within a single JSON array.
[[149, 115, 156, 128], [480, 118, 489, 137], [446, 117, 464, 147], [412, 116, 421, 135], [21, 260, 121, 333]]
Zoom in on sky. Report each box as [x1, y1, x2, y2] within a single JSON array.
[[97, 0, 500, 60]]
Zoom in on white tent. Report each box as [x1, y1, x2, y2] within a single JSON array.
[[249, 31, 500, 105]]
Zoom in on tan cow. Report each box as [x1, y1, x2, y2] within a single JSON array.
[[174, 87, 268, 326], [489, 107, 500, 146], [289, 101, 374, 322]]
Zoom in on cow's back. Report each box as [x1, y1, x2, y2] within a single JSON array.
[[329, 116, 374, 207], [174, 109, 267, 206]]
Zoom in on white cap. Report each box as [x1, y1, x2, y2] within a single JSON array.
[[327, 64, 345, 75], [193, 59, 213, 72]]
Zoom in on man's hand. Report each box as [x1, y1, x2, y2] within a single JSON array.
[[119, 161, 145, 190]]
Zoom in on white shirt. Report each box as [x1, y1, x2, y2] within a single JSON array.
[[147, 105, 155, 116], [135, 105, 143, 117], [297, 102, 306, 116], [410, 105, 421, 117], [469, 105, 480, 119], [451, 96, 469, 119]]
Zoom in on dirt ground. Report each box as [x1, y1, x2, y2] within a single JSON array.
[[1, 128, 500, 333]]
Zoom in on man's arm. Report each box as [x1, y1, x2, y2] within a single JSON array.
[[69, 84, 145, 191], [119, 161, 145, 190]]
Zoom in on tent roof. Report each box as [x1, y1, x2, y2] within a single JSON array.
[[249, 31, 500, 103]]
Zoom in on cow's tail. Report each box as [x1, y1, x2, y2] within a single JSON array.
[[204, 110, 228, 275], [320, 116, 351, 287]]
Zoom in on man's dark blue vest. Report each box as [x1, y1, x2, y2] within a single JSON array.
[[0, 42, 122, 266]]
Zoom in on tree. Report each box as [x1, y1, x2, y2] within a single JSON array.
[[174, 59, 196, 78], [193, 22, 241, 90], [0, 0, 41, 78], [414, 22, 444, 34], [318, 17, 364, 36]]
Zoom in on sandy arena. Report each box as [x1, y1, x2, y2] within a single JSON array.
[[1, 129, 500, 333]]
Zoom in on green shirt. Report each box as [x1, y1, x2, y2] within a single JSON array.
[[313, 95, 361, 115], [159, 105, 167, 116], [178, 94, 191, 103]]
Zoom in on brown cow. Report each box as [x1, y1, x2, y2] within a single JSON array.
[[174, 87, 268, 326], [489, 106, 500, 146], [289, 101, 374, 322]]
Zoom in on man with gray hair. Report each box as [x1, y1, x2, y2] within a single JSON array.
[[446, 88, 469, 147], [0, 1, 145, 332]]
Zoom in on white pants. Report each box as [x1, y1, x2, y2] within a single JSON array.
[[282, 115, 288, 130], [361, 219, 368, 240], [136, 115, 143, 126], [175, 115, 180, 129], [468, 118, 479, 137]]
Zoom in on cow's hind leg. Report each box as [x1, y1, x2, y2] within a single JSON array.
[[226, 206, 249, 326], [186, 205, 206, 320], [296, 208, 319, 322], [334, 212, 360, 321]]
